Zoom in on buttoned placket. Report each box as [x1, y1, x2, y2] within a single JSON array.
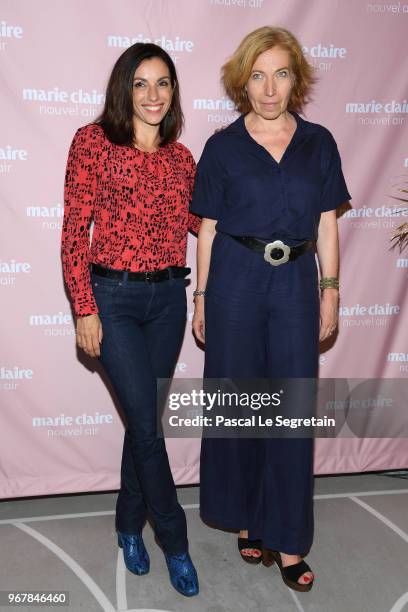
[[239, 112, 303, 235]]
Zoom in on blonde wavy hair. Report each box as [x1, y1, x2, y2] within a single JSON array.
[[222, 26, 315, 114]]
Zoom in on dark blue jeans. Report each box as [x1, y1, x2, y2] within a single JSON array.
[[91, 270, 188, 555]]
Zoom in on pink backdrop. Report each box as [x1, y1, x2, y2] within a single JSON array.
[[1, 0, 407, 498]]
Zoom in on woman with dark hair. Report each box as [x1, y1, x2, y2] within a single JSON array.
[[191, 26, 351, 592], [61, 43, 200, 597]]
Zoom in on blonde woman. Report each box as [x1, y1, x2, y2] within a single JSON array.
[[191, 27, 350, 592]]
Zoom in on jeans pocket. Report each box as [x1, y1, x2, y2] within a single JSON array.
[[91, 276, 122, 316], [91, 273, 121, 292]]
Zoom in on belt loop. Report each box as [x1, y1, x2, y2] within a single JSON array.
[[122, 270, 128, 285], [167, 266, 173, 280]]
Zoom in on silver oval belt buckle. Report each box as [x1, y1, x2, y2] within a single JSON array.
[[264, 240, 291, 266]]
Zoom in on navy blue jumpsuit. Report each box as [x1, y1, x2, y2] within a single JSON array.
[[190, 111, 351, 554]]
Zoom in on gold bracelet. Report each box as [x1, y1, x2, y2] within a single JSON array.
[[320, 277, 339, 290]]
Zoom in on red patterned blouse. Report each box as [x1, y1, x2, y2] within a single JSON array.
[[61, 124, 200, 317]]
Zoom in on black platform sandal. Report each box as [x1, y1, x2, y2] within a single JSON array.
[[237, 537, 263, 564], [262, 549, 314, 592]]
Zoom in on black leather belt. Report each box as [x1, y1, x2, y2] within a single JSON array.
[[224, 234, 315, 266], [90, 264, 190, 282]]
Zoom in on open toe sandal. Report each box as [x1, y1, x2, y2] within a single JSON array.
[[262, 549, 314, 592], [238, 537, 263, 564]]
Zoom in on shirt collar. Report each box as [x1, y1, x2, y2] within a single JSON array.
[[232, 110, 305, 134], [227, 110, 305, 166]]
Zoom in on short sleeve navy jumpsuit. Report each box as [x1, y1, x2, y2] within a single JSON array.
[[190, 111, 351, 555]]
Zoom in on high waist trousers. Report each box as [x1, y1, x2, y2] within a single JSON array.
[[200, 233, 320, 554], [92, 270, 189, 555]]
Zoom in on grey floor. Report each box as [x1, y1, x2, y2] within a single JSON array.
[[0, 473, 407, 612]]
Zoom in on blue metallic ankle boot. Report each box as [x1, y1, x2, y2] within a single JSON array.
[[117, 531, 150, 575], [164, 551, 199, 597]]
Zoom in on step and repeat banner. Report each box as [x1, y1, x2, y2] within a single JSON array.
[[1, 0, 407, 498]]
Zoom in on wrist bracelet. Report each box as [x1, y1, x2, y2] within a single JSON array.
[[193, 290, 206, 297], [320, 277, 339, 290]]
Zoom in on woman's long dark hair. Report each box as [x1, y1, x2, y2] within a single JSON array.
[[95, 43, 183, 146]]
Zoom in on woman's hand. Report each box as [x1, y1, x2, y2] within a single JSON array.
[[76, 314, 103, 357], [319, 289, 339, 341], [192, 297, 205, 343]]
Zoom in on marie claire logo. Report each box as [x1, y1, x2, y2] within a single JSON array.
[[194, 97, 235, 111], [209, 0, 264, 7], [388, 352, 408, 361], [0, 366, 33, 380], [0, 20, 23, 51], [1, 366, 33, 391], [346, 100, 408, 113], [387, 352, 408, 373], [340, 303, 400, 316], [33, 411, 114, 438], [23, 88, 104, 105], [344, 205, 407, 229], [0, 145, 27, 161], [367, 2, 408, 13], [302, 43, 347, 72], [340, 303, 399, 328], [107, 33, 194, 60], [344, 205, 407, 218], [302, 43, 347, 58], [193, 96, 238, 124], [0, 20, 23, 38], [346, 100, 407, 126], [1, 259, 31, 286], [0, 145, 28, 174], [22, 88, 104, 119], [0, 259, 31, 273], [27, 203, 63, 230], [29, 312, 75, 337], [396, 257, 408, 268]]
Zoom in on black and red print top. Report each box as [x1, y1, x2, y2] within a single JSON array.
[[61, 124, 200, 317]]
